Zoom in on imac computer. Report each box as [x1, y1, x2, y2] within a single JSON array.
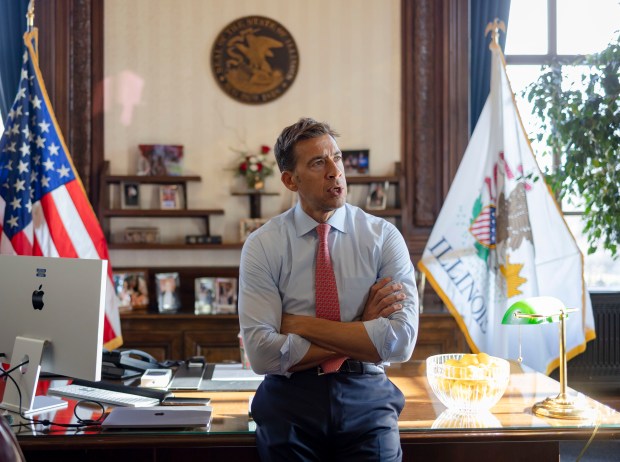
[[0, 254, 107, 415]]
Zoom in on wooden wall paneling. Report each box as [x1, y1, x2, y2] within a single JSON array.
[[35, 0, 70, 139], [184, 331, 240, 363], [412, 313, 468, 360], [402, 0, 469, 312], [401, 0, 469, 263], [34, 0, 100, 201], [117, 328, 183, 361], [90, 0, 105, 211]]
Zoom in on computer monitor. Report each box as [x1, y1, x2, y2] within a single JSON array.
[[0, 254, 107, 415]]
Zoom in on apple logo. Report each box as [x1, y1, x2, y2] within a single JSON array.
[[32, 284, 45, 310]]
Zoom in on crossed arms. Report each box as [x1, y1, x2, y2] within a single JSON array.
[[281, 277, 406, 371]]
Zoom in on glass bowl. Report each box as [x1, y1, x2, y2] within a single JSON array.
[[426, 353, 510, 413]]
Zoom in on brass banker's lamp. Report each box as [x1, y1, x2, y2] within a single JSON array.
[[502, 296, 595, 419]]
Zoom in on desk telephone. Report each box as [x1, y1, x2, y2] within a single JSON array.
[[102, 349, 165, 379]]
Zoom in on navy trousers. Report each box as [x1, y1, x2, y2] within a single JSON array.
[[251, 371, 405, 462]]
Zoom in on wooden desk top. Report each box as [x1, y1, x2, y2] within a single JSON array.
[[9, 360, 620, 447]]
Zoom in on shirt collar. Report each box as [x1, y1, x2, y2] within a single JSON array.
[[293, 203, 348, 237]]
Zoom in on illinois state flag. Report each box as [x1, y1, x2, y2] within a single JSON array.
[[0, 29, 123, 350], [418, 39, 595, 374]]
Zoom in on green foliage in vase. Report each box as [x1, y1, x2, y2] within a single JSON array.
[[526, 34, 620, 257]]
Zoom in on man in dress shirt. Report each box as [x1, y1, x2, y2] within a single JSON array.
[[238, 117, 419, 461]]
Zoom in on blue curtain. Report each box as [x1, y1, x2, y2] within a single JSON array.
[[0, 0, 29, 125], [470, 0, 511, 133]]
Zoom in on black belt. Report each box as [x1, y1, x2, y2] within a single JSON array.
[[298, 360, 384, 376]]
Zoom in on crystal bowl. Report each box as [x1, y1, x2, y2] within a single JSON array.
[[426, 353, 510, 413]]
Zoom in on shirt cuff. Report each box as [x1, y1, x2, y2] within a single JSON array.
[[363, 317, 397, 361], [279, 333, 311, 376]]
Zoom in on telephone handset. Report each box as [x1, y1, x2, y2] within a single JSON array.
[[102, 349, 166, 379]]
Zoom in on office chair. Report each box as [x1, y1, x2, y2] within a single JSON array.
[[0, 415, 26, 462]]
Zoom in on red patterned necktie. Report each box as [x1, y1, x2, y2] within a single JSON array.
[[315, 223, 347, 373]]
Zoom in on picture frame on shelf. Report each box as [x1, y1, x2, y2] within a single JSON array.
[[341, 149, 369, 175], [138, 144, 184, 176], [159, 185, 183, 210], [124, 227, 160, 244], [194, 277, 216, 315], [121, 181, 141, 209], [214, 277, 238, 314], [155, 272, 181, 313], [239, 218, 268, 242], [112, 269, 149, 311], [366, 181, 389, 210]]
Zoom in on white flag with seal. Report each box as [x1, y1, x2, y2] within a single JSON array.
[[417, 38, 595, 374]]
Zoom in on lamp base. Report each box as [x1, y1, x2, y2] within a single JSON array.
[[533, 394, 597, 420]]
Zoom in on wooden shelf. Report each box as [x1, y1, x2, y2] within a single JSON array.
[[99, 160, 227, 248], [231, 191, 280, 218], [103, 209, 224, 218], [109, 242, 243, 250], [231, 191, 280, 196], [346, 175, 399, 184], [105, 174, 202, 184], [362, 208, 402, 218]]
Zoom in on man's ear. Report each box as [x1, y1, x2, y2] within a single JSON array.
[[281, 171, 298, 192]]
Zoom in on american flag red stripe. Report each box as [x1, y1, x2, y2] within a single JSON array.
[[40, 190, 79, 258], [10, 224, 33, 255]]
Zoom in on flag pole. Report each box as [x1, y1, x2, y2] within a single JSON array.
[[27, 0, 35, 31]]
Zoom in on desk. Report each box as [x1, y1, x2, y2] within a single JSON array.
[[8, 361, 620, 462]]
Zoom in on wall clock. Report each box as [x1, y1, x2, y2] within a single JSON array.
[[211, 15, 300, 104]]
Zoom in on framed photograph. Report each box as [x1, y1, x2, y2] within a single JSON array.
[[341, 149, 369, 175], [112, 269, 149, 311], [366, 181, 389, 210], [214, 277, 238, 314], [159, 185, 183, 210], [155, 272, 181, 313], [239, 218, 268, 242], [124, 227, 160, 244], [138, 144, 184, 176], [194, 277, 216, 315], [121, 182, 141, 209]]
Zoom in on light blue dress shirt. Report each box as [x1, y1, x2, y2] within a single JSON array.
[[238, 203, 419, 375]]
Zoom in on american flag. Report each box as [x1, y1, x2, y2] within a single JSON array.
[[0, 29, 122, 349], [469, 204, 496, 247]]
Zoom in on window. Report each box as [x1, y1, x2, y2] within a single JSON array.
[[504, 0, 620, 291]]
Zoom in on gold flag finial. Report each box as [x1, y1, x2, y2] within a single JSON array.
[[485, 18, 506, 48], [26, 0, 35, 30]]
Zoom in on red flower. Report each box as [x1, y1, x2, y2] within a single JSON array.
[[261, 145, 271, 154], [256, 163, 263, 172], [239, 161, 248, 172]]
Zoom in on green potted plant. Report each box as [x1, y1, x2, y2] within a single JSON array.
[[526, 34, 620, 257]]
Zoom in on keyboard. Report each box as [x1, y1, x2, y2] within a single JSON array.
[[48, 381, 165, 407]]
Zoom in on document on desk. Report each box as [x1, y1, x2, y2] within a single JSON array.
[[211, 364, 264, 381]]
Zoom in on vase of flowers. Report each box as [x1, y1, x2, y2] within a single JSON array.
[[234, 144, 275, 191]]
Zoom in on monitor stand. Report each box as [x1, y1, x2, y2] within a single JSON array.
[[0, 336, 68, 416]]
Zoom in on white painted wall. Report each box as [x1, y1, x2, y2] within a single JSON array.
[[104, 0, 401, 267]]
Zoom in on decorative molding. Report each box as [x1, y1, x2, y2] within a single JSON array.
[[35, 0, 98, 200], [402, 0, 469, 260], [70, 0, 93, 195]]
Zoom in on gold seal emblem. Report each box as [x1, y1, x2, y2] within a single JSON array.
[[211, 16, 299, 104]]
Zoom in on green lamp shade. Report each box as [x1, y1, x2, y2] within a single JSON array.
[[502, 296, 566, 325]]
